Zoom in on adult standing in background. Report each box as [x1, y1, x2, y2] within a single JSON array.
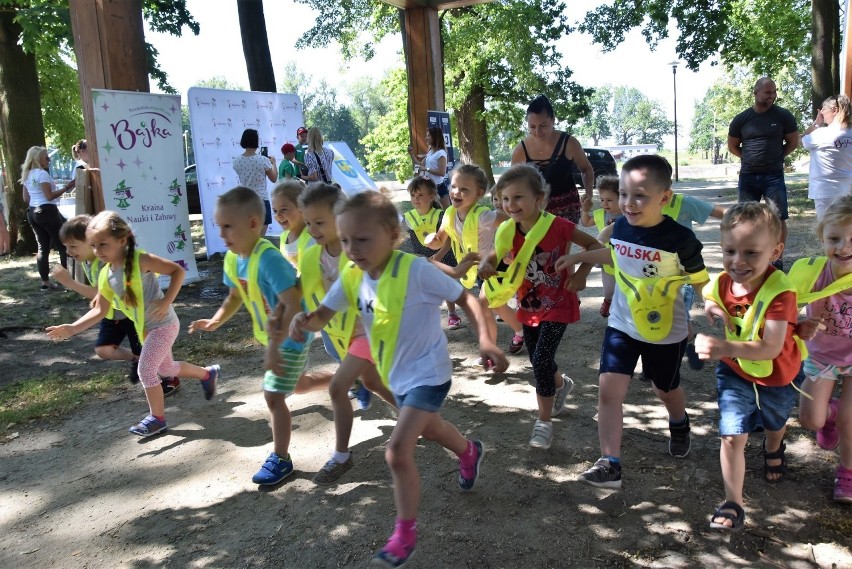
[[71, 139, 90, 169], [800, 95, 852, 220], [511, 94, 594, 223], [304, 127, 334, 184], [409, 126, 450, 208], [232, 128, 277, 234], [728, 77, 798, 269], [20, 146, 73, 290], [294, 126, 309, 177]]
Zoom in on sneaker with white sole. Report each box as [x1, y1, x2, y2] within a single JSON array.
[[313, 454, 354, 485], [201, 365, 219, 400], [128, 415, 167, 437], [529, 420, 553, 449], [834, 465, 852, 504], [252, 452, 294, 486], [552, 374, 574, 416], [161, 376, 181, 397], [579, 457, 622, 488], [458, 440, 484, 491], [669, 413, 691, 458], [447, 312, 463, 330]]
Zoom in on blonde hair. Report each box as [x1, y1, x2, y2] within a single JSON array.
[[492, 164, 549, 200], [71, 139, 88, 161], [88, 211, 139, 307], [336, 190, 401, 239], [823, 94, 852, 129], [817, 195, 852, 237], [299, 182, 343, 211], [307, 127, 325, 153], [720, 201, 782, 241], [271, 179, 305, 207], [19, 146, 47, 185], [453, 163, 489, 193], [218, 186, 265, 220]]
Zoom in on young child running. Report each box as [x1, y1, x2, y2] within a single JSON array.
[[403, 177, 461, 329], [46, 211, 219, 437], [290, 190, 508, 568], [190, 187, 331, 485], [695, 202, 804, 529], [480, 164, 602, 449], [51, 215, 179, 395], [298, 182, 397, 484], [270, 179, 312, 270], [555, 154, 709, 488], [426, 164, 526, 354], [788, 195, 852, 504], [580, 175, 622, 317]]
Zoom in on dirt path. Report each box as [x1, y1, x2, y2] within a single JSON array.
[[1, 174, 850, 568]]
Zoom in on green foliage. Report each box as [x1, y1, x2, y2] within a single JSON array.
[[37, 49, 84, 153], [195, 76, 246, 91], [293, 0, 398, 60], [576, 86, 612, 146], [307, 84, 363, 160], [361, 68, 411, 182], [610, 86, 672, 147]]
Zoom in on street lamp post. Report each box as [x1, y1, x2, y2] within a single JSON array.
[[668, 60, 680, 182]]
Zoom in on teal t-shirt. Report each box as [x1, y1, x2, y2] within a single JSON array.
[[278, 159, 299, 179]]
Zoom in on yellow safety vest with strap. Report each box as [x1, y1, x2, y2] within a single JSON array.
[[662, 192, 684, 221], [298, 243, 359, 360], [279, 228, 312, 272], [97, 248, 146, 341], [441, 204, 489, 288], [703, 270, 807, 378], [593, 209, 615, 276], [404, 208, 441, 248], [223, 238, 278, 345], [614, 249, 709, 342], [85, 258, 115, 319], [787, 256, 852, 307], [483, 212, 555, 308], [341, 250, 415, 387]]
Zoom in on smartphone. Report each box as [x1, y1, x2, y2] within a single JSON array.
[[260, 146, 268, 157]]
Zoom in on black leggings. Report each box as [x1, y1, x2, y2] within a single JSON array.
[[27, 205, 67, 281], [523, 321, 568, 397]]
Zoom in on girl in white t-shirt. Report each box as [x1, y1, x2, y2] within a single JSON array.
[[290, 191, 507, 567], [409, 126, 450, 208], [800, 95, 852, 220]]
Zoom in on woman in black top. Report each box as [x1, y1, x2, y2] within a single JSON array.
[[511, 95, 594, 223]]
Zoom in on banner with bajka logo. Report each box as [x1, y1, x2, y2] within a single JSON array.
[[92, 90, 199, 283]]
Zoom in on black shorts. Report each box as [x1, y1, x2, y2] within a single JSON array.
[[96, 317, 142, 356], [599, 326, 686, 393]]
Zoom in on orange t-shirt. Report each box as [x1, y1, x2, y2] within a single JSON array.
[[716, 268, 801, 387]]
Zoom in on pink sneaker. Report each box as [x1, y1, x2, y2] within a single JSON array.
[[816, 398, 840, 450], [834, 465, 852, 504], [447, 312, 463, 330], [508, 333, 525, 355]]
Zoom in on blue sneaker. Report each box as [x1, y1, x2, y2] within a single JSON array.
[[371, 537, 415, 568], [354, 382, 372, 410], [128, 415, 167, 437], [201, 365, 219, 400], [458, 440, 484, 491], [252, 452, 294, 486]]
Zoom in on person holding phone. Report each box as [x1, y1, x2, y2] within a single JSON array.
[[233, 129, 277, 235]]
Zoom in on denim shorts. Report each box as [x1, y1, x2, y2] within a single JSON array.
[[393, 380, 451, 412], [262, 200, 273, 226], [737, 172, 788, 220], [716, 361, 800, 435], [599, 327, 686, 392], [683, 284, 695, 323]]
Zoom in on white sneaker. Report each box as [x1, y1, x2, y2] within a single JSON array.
[[552, 374, 575, 416], [529, 420, 553, 449]]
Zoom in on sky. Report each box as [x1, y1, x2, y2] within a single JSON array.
[[146, 0, 723, 150]]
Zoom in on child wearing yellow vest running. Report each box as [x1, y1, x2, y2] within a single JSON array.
[[580, 175, 621, 317], [403, 177, 461, 329], [695, 202, 803, 530], [46, 211, 219, 437], [290, 190, 508, 568], [298, 183, 397, 485], [555, 154, 709, 488], [425, 163, 526, 355], [189, 187, 332, 486], [270, 179, 313, 270], [789, 196, 852, 504], [480, 165, 602, 449], [51, 215, 179, 395]]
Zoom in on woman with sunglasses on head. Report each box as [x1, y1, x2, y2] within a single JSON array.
[[801, 95, 852, 220]]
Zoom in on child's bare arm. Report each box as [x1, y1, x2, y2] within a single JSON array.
[[579, 196, 595, 227], [265, 287, 304, 373], [433, 251, 480, 279], [710, 205, 726, 219], [554, 247, 612, 273], [454, 290, 508, 373], [565, 231, 604, 292], [51, 265, 97, 300], [139, 252, 184, 320], [695, 319, 787, 362], [46, 292, 111, 340], [290, 305, 336, 342], [425, 228, 447, 251], [189, 288, 243, 333]]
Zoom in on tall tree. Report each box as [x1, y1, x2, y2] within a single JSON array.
[[609, 87, 672, 147], [361, 68, 411, 181], [576, 86, 612, 146], [236, 0, 275, 92]]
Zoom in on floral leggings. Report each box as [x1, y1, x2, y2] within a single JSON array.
[[137, 321, 181, 389], [523, 321, 568, 397]]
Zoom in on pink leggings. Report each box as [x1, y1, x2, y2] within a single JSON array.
[[138, 321, 181, 388]]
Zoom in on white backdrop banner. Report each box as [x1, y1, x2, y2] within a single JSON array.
[[91, 89, 199, 283], [187, 87, 303, 256]]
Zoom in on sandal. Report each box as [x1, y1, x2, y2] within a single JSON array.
[[763, 438, 787, 483], [709, 500, 745, 531]]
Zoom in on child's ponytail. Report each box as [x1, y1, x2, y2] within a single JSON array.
[[123, 233, 138, 307]]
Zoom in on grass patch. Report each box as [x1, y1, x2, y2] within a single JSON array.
[[0, 371, 124, 434], [786, 181, 814, 217]]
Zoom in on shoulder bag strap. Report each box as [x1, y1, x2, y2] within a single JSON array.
[[315, 151, 330, 183]]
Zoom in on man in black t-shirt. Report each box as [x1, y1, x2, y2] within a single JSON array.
[[727, 77, 798, 269]]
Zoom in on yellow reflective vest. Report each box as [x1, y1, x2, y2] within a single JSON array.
[[97, 248, 146, 341], [85, 258, 116, 319], [341, 250, 415, 387], [787, 256, 852, 307], [404, 208, 441, 248], [223, 238, 278, 345], [279, 229, 312, 272], [662, 192, 684, 221], [441, 204, 490, 288]]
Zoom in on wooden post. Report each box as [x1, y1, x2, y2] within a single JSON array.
[[68, 0, 150, 214], [403, 7, 445, 158]]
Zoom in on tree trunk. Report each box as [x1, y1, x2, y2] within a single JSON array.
[[811, 0, 840, 115], [236, 0, 276, 92], [0, 10, 43, 254], [455, 83, 493, 185]]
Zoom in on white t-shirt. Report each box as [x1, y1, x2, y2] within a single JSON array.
[[320, 246, 366, 339], [25, 169, 57, 207], [424, 148, 448, 185], [801, 123, 852, 199], [232, 154, 272, 200], [453, 208, 499, 254], [323, 257, 463, 395]]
